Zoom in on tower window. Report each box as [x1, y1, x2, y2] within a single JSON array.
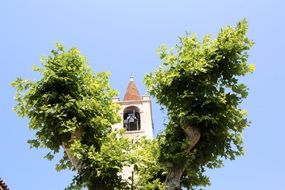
[[123, 106, 141, 131]]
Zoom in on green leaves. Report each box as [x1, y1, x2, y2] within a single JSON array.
[[68, 130, 134, 190], [133, 138, 166, 190], [12, 20, 255, 190], [144, 19, 254, 189], [12, 43, 126, 190]]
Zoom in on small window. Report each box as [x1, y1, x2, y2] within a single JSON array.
[[123, 106, 141, 131]]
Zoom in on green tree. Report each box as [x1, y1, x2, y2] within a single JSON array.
[[12, 20, 254, 190], [144, 19, 255, 190], [12, 43, 133, 190]]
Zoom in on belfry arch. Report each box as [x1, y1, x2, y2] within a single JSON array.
[[123, 106, 141, 131]]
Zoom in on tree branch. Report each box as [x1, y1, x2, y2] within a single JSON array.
[[62, 130, 82, 171], [166, 125, 201, 190]]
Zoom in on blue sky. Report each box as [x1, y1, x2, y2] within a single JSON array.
[[0, 0, 284, 189]]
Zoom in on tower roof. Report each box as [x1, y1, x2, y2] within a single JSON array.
[[123, 77, 141, 101]]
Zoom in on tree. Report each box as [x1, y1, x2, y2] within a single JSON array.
[[12, 20, 254, 190], [144, 19, 255, 190], [12, 43, 133, 190]]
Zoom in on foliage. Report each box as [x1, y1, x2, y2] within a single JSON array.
[[66, 129, 133, 190], [144, 19, 254, 189], [133, 138, 166, 190], [12, 19, 254, 190], [12, 43, 132, 189]]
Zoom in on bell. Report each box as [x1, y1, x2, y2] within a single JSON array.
[[129, 117, 135, 123]]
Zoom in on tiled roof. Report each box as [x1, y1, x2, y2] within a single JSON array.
[[0, 178, 9, 190], [123, 77, 141, 101]]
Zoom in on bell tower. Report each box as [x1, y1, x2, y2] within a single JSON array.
[[112, 77, 153, 139]]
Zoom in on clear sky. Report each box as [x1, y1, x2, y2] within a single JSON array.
[[0, 0, 284, 189]]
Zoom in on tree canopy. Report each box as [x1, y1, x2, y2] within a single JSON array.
[[12, 44, 133, 190], [144, 19, 254, 190], [12, 19, 254, 190]]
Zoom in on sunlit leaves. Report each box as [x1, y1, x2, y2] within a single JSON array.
[[144, 19, 254, 189], [133, 138, 166, 190], [12, 43, 128, 189]]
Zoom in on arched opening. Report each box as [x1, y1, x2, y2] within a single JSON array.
[[123, 106, 141, 131]]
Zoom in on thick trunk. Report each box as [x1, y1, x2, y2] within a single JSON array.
[[165, 164, 184, 190], [62, 130, 82, 171], [165, 125, 201, 190], [63, 144, 81, 170]]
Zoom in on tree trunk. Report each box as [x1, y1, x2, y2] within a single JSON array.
[[63, 144, 81, 170], [62, 129, 82, 171], [165, 125, 201, 190], [166, 164, 184, 190]]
